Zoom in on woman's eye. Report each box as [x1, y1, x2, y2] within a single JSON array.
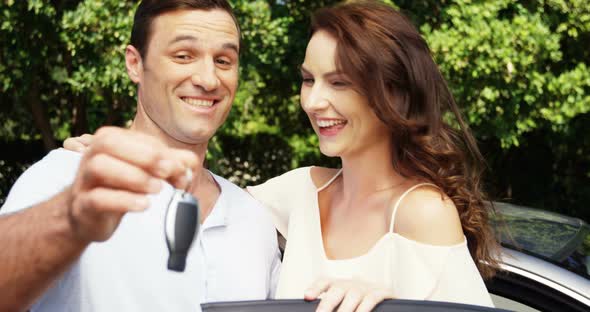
[[331, 80, 349, 87], [302, 78, 314, 85]]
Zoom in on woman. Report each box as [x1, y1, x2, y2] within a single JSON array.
[[65, 1, 500, 311]]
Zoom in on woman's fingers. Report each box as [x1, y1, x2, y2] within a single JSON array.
[[78, 133, 95, 145], [64, 136, 88, 152], [315, 285, 346, 312], [305, 277, 332, 300], [355, 289, 393, 312], [306, 278, 395, 312], [336, 289, 363, 312]]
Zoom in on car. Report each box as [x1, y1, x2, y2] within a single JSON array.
[[486, 202, 589, 311], [202, 298, 508, 311], [202, 202, 589, 312]]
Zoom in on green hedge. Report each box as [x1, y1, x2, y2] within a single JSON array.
[[1, 0, 588, 221]]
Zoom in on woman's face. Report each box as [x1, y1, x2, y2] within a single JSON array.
[[300, 30, 391, 158]]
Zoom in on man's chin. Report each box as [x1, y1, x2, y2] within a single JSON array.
[[164, 128, 215, 148]]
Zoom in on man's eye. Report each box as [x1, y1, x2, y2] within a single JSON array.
[[174, 55, 191, 61], [216, 58, 232, 66]]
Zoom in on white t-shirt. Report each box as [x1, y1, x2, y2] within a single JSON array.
[[247, 166, 494, 307], [1, 149, 281, 311]]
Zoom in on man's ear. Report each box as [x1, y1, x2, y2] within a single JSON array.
[[126, 45, 143, 84]]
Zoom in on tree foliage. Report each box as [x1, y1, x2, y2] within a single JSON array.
[[0, 0, 588, 221]]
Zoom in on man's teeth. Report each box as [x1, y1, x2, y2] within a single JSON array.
[[183, 98, 214, 107], [317, 119, 347, 128]]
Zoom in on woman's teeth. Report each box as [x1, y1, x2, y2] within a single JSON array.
[[182, 97, 214, 107], [317, 119, 347, 128]]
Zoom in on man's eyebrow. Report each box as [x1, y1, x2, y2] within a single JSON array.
[[222, 42, 239, 54], [169, 35, 198, 45], [168, 35, 238, 54]]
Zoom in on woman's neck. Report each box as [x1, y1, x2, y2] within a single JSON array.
[[338, 140, 406, 206]]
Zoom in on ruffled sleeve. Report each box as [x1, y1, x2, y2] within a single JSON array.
[[389, 234, 494, 307], [246, 167, 312, 239]]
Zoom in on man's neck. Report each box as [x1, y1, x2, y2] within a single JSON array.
[[190, 169, 221, 222], [130, 105, 208, 159]]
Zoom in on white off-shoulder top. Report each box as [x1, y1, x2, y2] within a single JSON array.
[[247, 167, 493, 307]]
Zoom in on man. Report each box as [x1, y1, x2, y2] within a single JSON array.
[[0, 0, 280, 311]]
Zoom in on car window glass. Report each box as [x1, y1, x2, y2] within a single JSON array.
[[490, 202, 590, 279]]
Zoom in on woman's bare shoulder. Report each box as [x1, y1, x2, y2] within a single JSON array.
[[394, 185, 464, 246]]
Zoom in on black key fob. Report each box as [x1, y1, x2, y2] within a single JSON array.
[[165, 189, 200, 272]]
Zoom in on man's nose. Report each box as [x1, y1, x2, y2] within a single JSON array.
[[191, 59, 220, 91]]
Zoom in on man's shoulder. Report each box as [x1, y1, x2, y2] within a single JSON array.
[[18, 148, 82, 183], [26, 148, 82, 173], [1, 149, 82, 214]]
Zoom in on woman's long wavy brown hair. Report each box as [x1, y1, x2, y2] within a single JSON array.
[[311, 0, 501, 279]]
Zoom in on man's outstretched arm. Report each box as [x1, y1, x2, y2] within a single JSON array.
[[0, 127, 199, 311], [0, 189, 87, 311]]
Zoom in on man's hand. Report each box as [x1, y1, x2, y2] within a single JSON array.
[[66, 126, 198, 242], [0, 126, 199, 311], [305, 278, 395, 312]]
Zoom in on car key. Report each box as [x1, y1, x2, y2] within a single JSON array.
[[165, 169, 200, 272]]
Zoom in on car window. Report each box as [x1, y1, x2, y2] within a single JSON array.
[[490, 202, 590, 279]]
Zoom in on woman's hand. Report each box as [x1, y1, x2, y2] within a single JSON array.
[[63, 134, 94, 152], [305, 278, 394, 312]]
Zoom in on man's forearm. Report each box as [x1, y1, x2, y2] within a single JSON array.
[[0, 188, 88, 311]]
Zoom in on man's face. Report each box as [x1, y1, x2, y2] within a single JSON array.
[[131, 9, 239, 145]]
